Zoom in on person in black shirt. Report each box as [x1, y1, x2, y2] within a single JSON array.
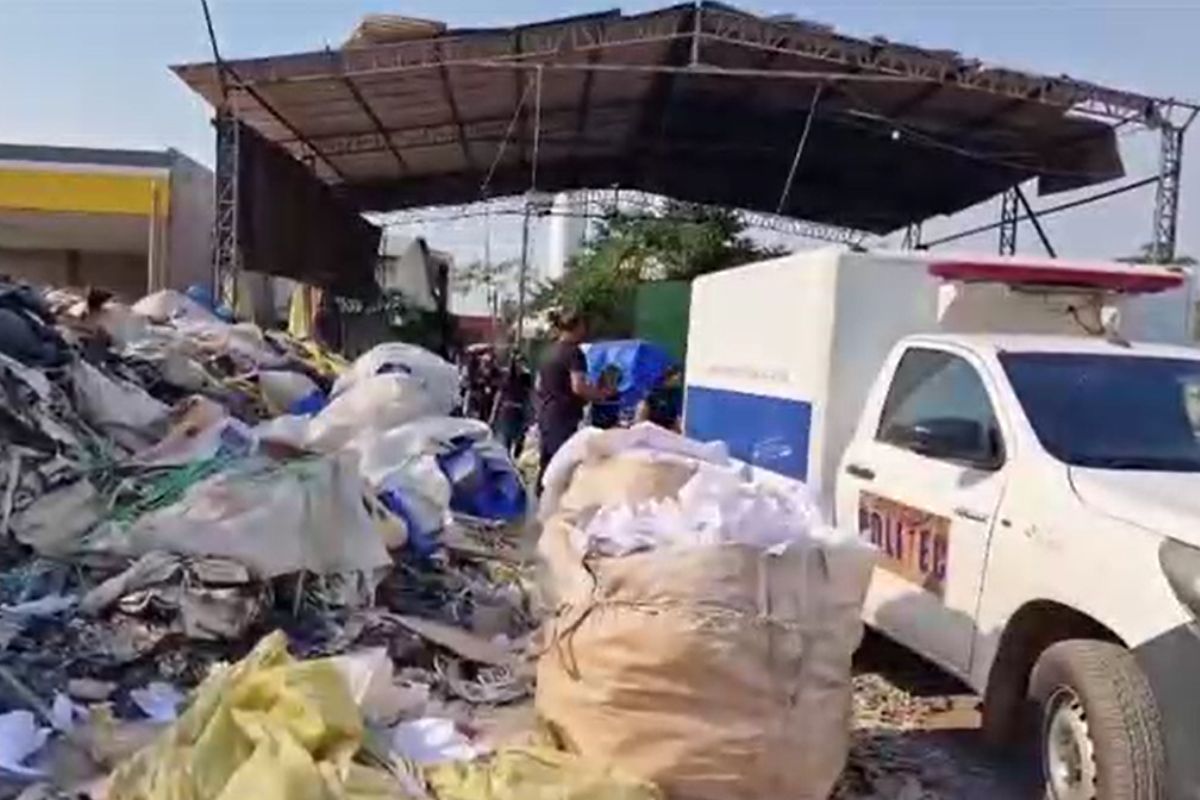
[[495, 354, 533, 458], [637, 366, 684, 431], [536, 310, 613, 488]]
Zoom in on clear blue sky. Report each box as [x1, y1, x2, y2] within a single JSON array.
[[2, 0, 1199, 266]]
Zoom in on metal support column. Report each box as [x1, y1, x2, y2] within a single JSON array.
[[902, 221, 922, 250], [1151, 123, 1184, 263], [213, 105, 241, 309], [998, 188, 1019, 256]]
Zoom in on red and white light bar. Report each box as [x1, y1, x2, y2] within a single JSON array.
[[929, 257, 1185, 294]]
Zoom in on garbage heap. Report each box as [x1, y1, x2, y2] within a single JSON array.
[[0, 282, 538, 797], [0, 278, 877, 800]]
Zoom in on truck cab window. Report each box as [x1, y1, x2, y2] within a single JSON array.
[[877, 348, 1004, 469], [1001, 352, 1200, 470]]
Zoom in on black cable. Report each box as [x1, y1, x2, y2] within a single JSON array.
[[199, 0, 228, 100], [923, 175, 1159, 248]]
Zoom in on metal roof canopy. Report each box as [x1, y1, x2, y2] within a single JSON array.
[[173, 2, 1199, 236]]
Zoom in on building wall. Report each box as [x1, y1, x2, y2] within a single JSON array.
[[165, 149, 214, 293], [0, 247, 147, 301]]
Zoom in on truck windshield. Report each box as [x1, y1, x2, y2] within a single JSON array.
[[1000, 352, 1200, 472]]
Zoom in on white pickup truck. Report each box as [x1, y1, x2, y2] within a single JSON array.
[[685, 248, 1200, 800]]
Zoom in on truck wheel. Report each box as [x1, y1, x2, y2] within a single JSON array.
[[1029, 640, 1165, 800]]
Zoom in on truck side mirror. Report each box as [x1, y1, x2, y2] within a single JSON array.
[[887, 417, 1002, 469]]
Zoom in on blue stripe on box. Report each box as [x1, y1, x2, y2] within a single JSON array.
[[684, 385, 812, 480]]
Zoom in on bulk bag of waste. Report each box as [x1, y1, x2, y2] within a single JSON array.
[[536, 424, 876, 800], [332, 342, 461, 412]]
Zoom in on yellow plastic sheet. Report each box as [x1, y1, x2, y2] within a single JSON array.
[[426, 747, 663, 800], [107, 631, 401, 800]]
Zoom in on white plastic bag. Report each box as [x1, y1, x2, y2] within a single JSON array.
[[71, 361, 169, 447], [390, 718, 480, 765], [332, 343, 460, 413], [306, 373, 441, 453], [0, 710, 48, 776], [86, 454, 391, 579], [132, 290, 217, 323], [258, 370, 320, 415]]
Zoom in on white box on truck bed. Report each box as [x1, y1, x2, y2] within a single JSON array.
[[685, 246, 1194, 511]]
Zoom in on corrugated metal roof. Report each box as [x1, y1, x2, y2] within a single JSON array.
[[172, 2, 1191, 234]]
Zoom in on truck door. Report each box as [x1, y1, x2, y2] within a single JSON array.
[[837, 344, 1009, 676]]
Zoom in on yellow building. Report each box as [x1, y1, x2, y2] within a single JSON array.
[[0, 144, 213, 300]]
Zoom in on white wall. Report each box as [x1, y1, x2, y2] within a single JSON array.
[[165, 149, 214, 293]]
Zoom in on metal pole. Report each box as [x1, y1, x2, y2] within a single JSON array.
[[146, 182, 160, 294], [214, 103, 240, 309], [689, 2, 703, 67], [902, 221, 922, 250], [515, 68, 543, 345], [517, 203, 531, 343], [1014, 185, 1057, 258], [776, 84, 823, 214], [1151, 123, 1185, 263], [998, 187, 1019, 255]]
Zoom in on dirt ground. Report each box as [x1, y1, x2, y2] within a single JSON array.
[[836, 632, 1041, 800]]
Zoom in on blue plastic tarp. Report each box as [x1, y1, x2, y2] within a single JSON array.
[[583, 339, 676, 412]]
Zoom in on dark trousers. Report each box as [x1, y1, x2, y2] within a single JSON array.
[[537, 419, 577, 492], [496, 407, 528, 459]]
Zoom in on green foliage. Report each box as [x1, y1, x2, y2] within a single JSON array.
[[534, 202, 784, 335]]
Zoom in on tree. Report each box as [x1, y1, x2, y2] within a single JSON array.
[[533, 202, 785, 335], [453, 258, 521, 322]]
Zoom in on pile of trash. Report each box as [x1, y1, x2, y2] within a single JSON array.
[[0, 282, 534, 797]]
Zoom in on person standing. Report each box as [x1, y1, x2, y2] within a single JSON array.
[[536, 310, 612, 488], [495, 354, 533, 459]]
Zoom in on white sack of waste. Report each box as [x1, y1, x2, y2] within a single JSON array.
[[71, 360, 169, 448], [258, 370, 320, 415], [304, 373, 442, 453], [132, 290, 217, 324], [253, 414, 314, 450], [0, 710, 49, 777], [536, 423, 876, 800], [85, 453, 391, 579], [173, 319, 287, 368], [332, 342, 460, 412], [11, 480, 105, 558], [136, 396, 256, 467]]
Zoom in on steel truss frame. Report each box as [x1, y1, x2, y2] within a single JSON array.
[[214, 104, 240, 307], [209, 1, 1200, 294]]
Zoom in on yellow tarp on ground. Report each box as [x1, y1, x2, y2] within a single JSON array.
[[105, 631, 663, 800], [106, 631, 400, 800], [428, 748, 663, 800]]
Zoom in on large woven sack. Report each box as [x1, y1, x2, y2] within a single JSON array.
[[536, 454, 874, 800]]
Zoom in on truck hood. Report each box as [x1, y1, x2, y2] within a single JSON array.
[[1070, 467, 1200, 547]]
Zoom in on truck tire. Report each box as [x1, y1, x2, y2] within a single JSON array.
[[1029, 640, 1165, 800]]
